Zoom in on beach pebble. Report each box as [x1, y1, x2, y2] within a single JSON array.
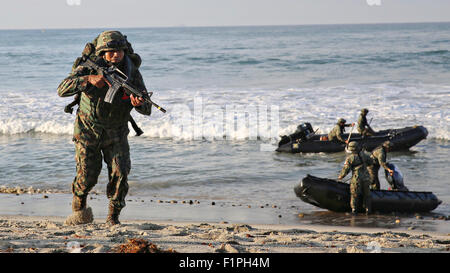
[[138, 223, 163, 231], [229, 224, 253, 233], [92, 245, 110, 253], [346, 246, 364, 253], [217, 243, 239, 253]]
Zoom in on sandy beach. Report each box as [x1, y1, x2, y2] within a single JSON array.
[[0, 189, 449, 254], [0, 214, 448, 254]]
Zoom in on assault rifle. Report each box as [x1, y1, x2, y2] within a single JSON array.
[[81, 56, 167, 113], [64, 93, 144, 136]]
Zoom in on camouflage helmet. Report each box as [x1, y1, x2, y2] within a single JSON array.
[[337, 118, 346, 124], [382, 140, 393, 149], [95, 31, 128, 56], [347, 141, 359, 152], [361, 108, 369, 114]]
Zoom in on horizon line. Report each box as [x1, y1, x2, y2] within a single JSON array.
[[1, 20, 449, 31]]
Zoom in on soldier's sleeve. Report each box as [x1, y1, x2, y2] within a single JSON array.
[[336, 128, 345, 142], [132, 69, 152, 116], [338, 157, 352, 180], [377, 150, 389, 170], [57, 66, 91, 97]]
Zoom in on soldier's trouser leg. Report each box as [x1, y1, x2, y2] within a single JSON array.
[[102, 134, 130, 211], [350, 181, 361, 213], [65, 140, 100, 225], [362, 179, 372, 214], [72, 140, 103, 200], [368, 166, 380, 190]]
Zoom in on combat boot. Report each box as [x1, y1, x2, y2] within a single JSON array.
[[64, 194, 94, 225], [72, 195, 87, 211], [106, 204, 122, 226]]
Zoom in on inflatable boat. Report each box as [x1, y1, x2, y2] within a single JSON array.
[[294, 175, 441, 213], [277, 123, 428, 153]]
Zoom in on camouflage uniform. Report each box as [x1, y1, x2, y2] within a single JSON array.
[[338, 142, 374, 214], [357, 109, 375, 136], [328, 118, 352, 143], [368, 142, 392, 190], [57, 31, 151, 215]]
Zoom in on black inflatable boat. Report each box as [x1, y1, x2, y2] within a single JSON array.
[[277, 123, 428, 153], [294, 175, 441, 213]]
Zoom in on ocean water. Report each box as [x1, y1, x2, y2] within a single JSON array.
[[0, 23, 449, 222]]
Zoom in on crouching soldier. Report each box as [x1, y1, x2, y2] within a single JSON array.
[[357, 108, 376, 137], [367, 140, 394, 190], [328, 118, 354, 144]]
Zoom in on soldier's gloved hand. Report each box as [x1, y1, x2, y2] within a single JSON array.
[[86, 75, 110, 89]]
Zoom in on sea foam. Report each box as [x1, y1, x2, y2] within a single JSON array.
[[0, 84, 448, 141]]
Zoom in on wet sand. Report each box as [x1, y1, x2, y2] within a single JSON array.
[[0, 191, 449, 253]]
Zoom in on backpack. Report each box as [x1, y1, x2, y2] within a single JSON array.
[[64, 34, 144, 136]]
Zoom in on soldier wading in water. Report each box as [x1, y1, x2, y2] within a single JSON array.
[[57, 31, 152, 225], [338, 141, 375, 215]]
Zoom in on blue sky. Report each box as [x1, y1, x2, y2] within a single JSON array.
[[0, 0, 449, 29]]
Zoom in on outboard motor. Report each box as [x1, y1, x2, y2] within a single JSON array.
[[385, 163, 408, 191], [292, 123, 315, 142], [278, 123, 315, 147]]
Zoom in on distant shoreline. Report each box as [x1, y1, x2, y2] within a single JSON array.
[[1, 21, 449, 31]]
